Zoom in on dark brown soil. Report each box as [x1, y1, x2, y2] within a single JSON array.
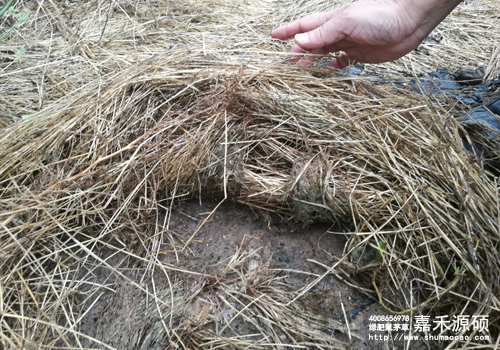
[[76, 198, 427, 350]]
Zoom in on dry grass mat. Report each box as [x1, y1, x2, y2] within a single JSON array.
[[1, 51, 499, 348]]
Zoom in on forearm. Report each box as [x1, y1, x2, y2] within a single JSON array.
[[394, 0, 463, 39]]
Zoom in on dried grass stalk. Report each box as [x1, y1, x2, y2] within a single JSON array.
[[1, 0, 500, 348], [1, 52, 499, 347]]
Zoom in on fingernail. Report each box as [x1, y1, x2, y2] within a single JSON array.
[[295, 33, 308, 42]]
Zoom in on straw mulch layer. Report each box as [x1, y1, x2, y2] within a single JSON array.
[[1, 0, 500, 348], [1, 52, 500, 347]]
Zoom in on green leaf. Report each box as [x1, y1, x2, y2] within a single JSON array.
[[19, 9, 30, 22], [376, 241, 387, 259], [4, 7, 18, 17], [15, 46, 25, 57]]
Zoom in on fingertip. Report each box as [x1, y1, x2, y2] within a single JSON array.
[[284, 45, 304, 63], [271, 26, 288, 40], [271, 28, 282, 39], [328, 53, 351, 70], [289, 44, 305, 53], [338, 52, 353, 67]]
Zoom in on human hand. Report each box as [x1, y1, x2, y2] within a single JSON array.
[[271, 0, 461, 69]]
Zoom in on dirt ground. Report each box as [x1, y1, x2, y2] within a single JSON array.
[[75, 198, 431, 350]]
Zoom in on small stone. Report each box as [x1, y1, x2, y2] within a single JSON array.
[[456, 67, 485, 86], [487, 98, 500, 115], [248, 259, 260, 271]]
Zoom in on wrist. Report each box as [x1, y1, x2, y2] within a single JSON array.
[[391, 0, 462, 40]]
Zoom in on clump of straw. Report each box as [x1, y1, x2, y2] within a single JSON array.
[[1, 51, 499, 347]]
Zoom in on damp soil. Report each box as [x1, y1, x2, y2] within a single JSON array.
[[75, 199, 430, 350]]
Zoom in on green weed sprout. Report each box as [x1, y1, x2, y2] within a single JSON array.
[[377, 241, 387, 259]]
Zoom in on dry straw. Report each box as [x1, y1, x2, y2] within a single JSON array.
[[1, 0, 500, 349]]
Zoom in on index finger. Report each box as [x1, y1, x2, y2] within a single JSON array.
[[271, 11, 334, 40]]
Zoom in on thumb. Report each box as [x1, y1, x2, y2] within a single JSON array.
[[294, 19, 345, 50]]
